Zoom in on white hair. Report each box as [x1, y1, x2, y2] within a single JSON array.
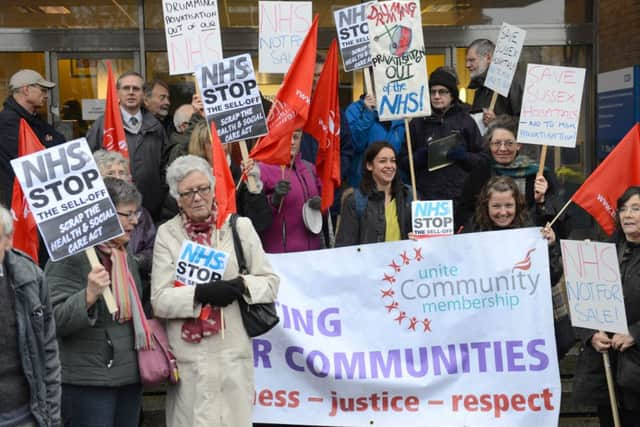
[[0, 204, 13, 236], [166, 155, 216, 200]]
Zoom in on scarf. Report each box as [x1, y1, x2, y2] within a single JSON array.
[[97, 244, 152, 350], [492, 154, 541, 178], [180, 208, 222, 343]]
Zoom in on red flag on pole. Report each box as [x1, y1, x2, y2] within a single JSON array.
[[103, 60, 128, 158], [571, 123, 640, 235], [210, 122, 237, 229], [250, 15, 319, 166], [304, 38, 341, 212], [11, 119, 45, 262]]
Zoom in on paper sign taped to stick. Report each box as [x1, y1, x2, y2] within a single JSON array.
[[10, 138, 123, 261], [259, 1, 312, 74], [517, 64, 586, 147], [175, 240, 229, 287], [560, 240, 628, 334], [484, 23, 526, 98], [367, 0, 430, 120], [411, 200, 454, 237], [195, 53, 268, 143], [162, 0, 223, 75], [334, 3, 373, 72]]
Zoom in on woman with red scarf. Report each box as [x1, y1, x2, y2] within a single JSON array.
[[151, 155, 279, 427]]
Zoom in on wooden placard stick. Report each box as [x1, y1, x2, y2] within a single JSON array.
[[601, 333, 621, 427], [404, 118, 418, 200], [85, 247, 118, 315], [363, 67, 374, 96], [238, 140, 259, 193], [537, 145, 548, 176], [488, 91, 498, 112]]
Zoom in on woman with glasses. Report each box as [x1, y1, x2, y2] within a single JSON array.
[[46, 178, 148, 426], [458, 115, 569, 238], [399, 67, 484, 209], [151, 155, 279, 427]]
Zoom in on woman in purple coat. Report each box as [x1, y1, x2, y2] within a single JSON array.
[[258, 129, 323, 253]]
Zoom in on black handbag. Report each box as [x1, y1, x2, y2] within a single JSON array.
[[230, 214, 279, 337]]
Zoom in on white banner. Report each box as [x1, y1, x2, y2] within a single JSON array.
[[517, 64, 586, 147], [162, 0, 223, 75], [367, 0, 430, 120], [334, 3, 373, 72], [254, 228, 561, 426], [259, 1, 312, 74], [484, 23, 526, 98]]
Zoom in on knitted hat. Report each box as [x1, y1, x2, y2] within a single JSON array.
[[429, 68, 459, 100]]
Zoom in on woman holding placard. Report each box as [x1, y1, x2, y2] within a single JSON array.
[[151, 155, 278, 427], [573, 186, 640, 427]]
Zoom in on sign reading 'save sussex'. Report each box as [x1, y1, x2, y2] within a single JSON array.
[[334, 3, 373, 72], [367, 0, 430, 120], [195, 54, 268, 143], [10, 139, 123, 261], [484, 22, 526, 98]]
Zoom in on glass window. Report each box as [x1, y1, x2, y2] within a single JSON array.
[[0, 53, 47, 119]]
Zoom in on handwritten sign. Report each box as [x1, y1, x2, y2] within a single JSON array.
[[517, 64, 586, 147], [10, 139, 123, 261], [334, 3, 373, 72], [484, 23, 526, 97], [411, 200, 454, 237], [175, 240, 229, 287], [195, 54, 268, 143], [367, 0, 430, 121], [560, 240, 628, 334], [259, 1, 312, 74], [162, 0, 223, 75]]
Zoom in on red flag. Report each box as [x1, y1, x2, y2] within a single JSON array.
[[103, 60, 128, 158], [210, 122, 237, 229], [571, 123, 640, 235], [304, 38, 341, 212], [11, 119, 45, 262], [250, 15, 319, 166]]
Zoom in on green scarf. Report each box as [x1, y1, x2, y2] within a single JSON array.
[[492, 154, 544, 178]]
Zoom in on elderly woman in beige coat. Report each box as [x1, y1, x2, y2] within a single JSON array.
[[151, 155, 279, 427]]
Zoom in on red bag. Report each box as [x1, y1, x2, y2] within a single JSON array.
[[137, 319, 179, 387]]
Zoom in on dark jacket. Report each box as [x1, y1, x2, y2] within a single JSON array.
[[45, 249, 141, 387], [336, 186, 412, 247], [468, 67, 524, 118], [0, 96, 66, 209], [86, 111, 169, 221], [400, 102, 484, 203], [5, 249, 61, 427]]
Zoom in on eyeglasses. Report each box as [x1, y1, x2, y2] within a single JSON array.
[[430, 88, 450, 96], [119, 85, 142, 93], [178, 186, 211, 202], [29, 84, 49, 93], [620, 205, 640, 214], [105, 171, 131, 180], [490, 140, 517, 149], [117, 210, 142, 221]]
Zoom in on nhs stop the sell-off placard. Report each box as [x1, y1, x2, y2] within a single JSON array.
[[252, 228, 561, 426]]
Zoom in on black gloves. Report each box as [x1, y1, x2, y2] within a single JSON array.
[[194, 277, 246, 307], [307, 196, 322, 210], [271, 180, 292, 206]]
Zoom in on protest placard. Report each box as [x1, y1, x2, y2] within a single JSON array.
[[411, 200, 453, 237], [517, 64, 586, 147], [484, 23, 526, 98], [367, 0, 430, 121], [195, 53, 268, 143], [175, 240, 229, 287], [10, 138, 123, 261], [259, 1, 312, 74], [162, 0, 223, 75], [254, 228, 560, 426], [560, 240, 628, 334], [334, 3, 373, 72]]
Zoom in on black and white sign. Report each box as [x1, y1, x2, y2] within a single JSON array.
[[334, 3, 373, 72]]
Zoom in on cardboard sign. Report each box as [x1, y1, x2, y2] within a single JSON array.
[[334, 3, 373, 72], [560, 240, 628, 334], [10, 138, 123, 261], [259, 1, 312, 74], [517, 64, 586, 147], [195, 53, 268, 143], [175, 240, 229, 286], [162, 0, 223, 75], [367, 0, 430, 121], [411, 200, 454, 237], [81, 99, 105, 121], [484, 23, 526, 98]]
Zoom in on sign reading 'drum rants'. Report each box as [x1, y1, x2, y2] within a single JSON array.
[[334, 3, 373, 72], [367, 0, 430, 121], [411, 200, 454, 237], [162, 0, 223, 75], [259, 1, 312, 74], [195, 54, 268, 143], [484, 23, 526, 97], [560, 240, 629, 334], [175, 240, 229, 287], [517, 64, 586, 147], [10, 139, 123, 261]]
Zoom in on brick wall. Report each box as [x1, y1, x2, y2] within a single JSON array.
[[599, 0, 640, 72]]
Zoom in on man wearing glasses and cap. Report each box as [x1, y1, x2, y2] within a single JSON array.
[[0, 69, 65, 210]]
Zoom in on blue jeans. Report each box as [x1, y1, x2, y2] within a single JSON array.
[[62, 383, 142, 427]]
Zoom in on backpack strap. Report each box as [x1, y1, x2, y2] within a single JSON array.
[[354, 188, 368, 219], [230, 214, 248, 274]]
